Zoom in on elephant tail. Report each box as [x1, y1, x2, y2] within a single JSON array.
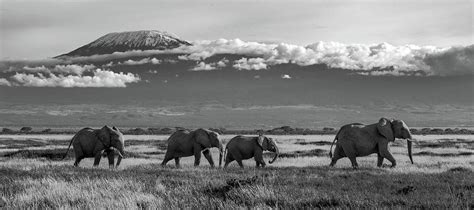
[[223, 147, 228, 164], [62, 132, 77, 160], [329, 136, 338, 158]]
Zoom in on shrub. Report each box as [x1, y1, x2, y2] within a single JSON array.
[[1, 128, 13, 133], [20, 127, 33, 132]]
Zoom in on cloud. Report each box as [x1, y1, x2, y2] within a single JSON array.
[[168, 39, 472, 76], [281, 74, 291, 79], [0, 78, 11, 86], [8, 69, 140, 87], [191, 62, 216, 71], [121, 57, 161, 65], [3, 39, 472, 76], [423, 45, 474, 76], [22, 64, 95, 75], [233, 58, 267, 70], [216, 58, 229, 67]]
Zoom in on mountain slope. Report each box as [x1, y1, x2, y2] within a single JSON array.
[[56, 30, 191, 57]]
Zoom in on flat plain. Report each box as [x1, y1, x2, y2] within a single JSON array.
[[0, 134, 472, 208]]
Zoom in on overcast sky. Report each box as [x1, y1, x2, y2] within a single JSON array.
[[0, 0, 472, 59]]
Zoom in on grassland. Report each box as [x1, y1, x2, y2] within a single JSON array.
[[0, 134, 473, 208]]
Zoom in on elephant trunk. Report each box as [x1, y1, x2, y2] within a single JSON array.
[[218, 142, 224, 167], [116, 147, 125, 167], [268, 144, 279, 164], [407, 138, 413, 164]]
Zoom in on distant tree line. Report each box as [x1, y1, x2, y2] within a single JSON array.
[[1, 126, 473, 135]]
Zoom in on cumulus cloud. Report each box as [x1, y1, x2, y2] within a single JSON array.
[[167, 39, 472, 76], [121, 57, 161, 65], [281, 74, 292, 79], [191, 62, 216, 71], [189, 58, 230, 71], [22, 64, 95, 75], [0, 78, 11, 86], [3, 39, 472, 76], [9, 69, 140, 87], [423, 45, 474, 76], [216, 58, 229, 67], [233, 58, 267, 70]]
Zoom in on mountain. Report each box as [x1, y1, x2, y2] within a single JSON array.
[[55, 30, 191, 57]]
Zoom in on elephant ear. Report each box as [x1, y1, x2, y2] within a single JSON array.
[[194, 129, 212, 148], [98, 125, 112, 147], [256, 135, 264, 149], [377, 118, 395, 142]]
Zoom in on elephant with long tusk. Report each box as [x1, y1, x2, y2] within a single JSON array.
[[63, 126, 125, 168], [161, 128, 223, 168], [329, 118, 414, 169], [224, 134, 279, 168]]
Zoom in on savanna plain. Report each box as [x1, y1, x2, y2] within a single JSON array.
[[0, 134, 472, 208]]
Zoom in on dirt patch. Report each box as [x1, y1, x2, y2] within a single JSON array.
[[267, 149, 327, 158], [414, 151, 473, 157], [125, 140, 158, 146], [294, 141, 333, 146]]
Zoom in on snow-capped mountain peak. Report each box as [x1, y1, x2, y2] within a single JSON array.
[[56, 30, 191, 57]]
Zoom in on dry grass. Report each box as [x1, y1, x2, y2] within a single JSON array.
[[0, 134, 473, 208]]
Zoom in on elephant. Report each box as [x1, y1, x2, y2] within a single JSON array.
[[329, 118, 414, 169], [224, 135, 279, 168], [161, 128, 223, 168], [63, 126, 125, 168]]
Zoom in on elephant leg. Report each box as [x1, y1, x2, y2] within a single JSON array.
[[224, 155, 234, 168], [193, 147, 202, 166], [379, 144, 396, 167], [254, 151, 265, 168], [174, 158, 180, 168], [236, 159, 244, 168], [116, 155, 122, 168], [161, 152, 173, 166], [74, 156, 84, 167], [202, 149, 215, 168], [329, 145, 344, 167], [341, 143, 358, 169], [107, 152, 115, 169], [93, 152, 102, 167], [377, 153, 384, 167]]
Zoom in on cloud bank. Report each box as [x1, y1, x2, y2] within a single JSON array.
[[8, 69, 140, 87], [170, 39, 473, 75], [1, 64, 140, 87], [2, 39, 473, 76]]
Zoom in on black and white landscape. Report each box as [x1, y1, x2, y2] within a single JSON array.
[[0, 0, 473, 208]]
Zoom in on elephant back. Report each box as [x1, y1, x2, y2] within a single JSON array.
[[167, 129, 191, 142]]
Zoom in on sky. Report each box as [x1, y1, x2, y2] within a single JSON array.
[[1, 0, 472, 59]]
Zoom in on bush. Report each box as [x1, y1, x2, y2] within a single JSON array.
[[20, 127, 33, 132], [41, 128, 52, 133], [1, 128, 13, 133]]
